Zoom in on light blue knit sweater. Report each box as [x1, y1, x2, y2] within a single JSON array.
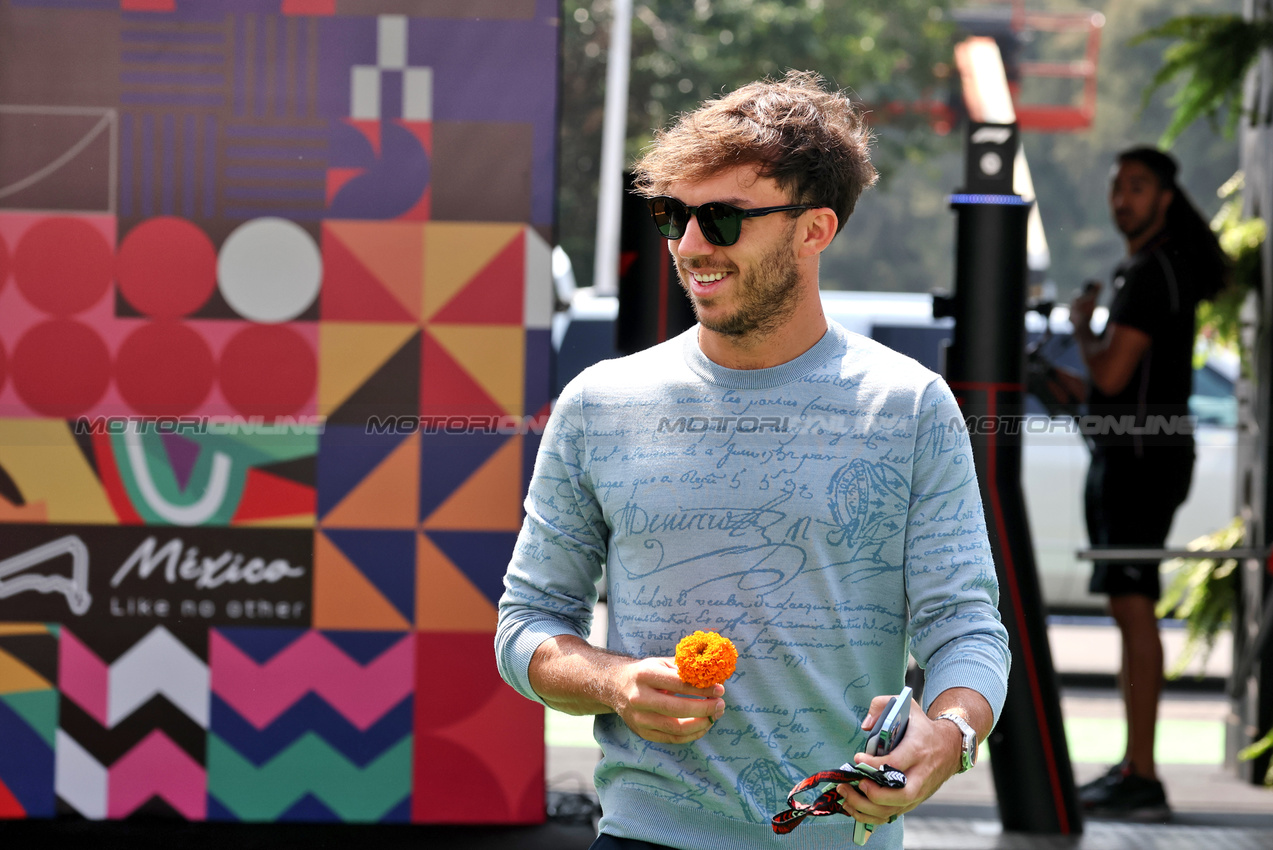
[[497, 322, 1011, 849]]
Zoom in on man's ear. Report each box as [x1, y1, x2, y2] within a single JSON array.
[[797, 208, 839, 258]]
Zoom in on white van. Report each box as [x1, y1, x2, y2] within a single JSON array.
[[553, 288, 1239, 612]]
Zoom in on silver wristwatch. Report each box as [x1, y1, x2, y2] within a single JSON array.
[[936, 712, 978, 773]]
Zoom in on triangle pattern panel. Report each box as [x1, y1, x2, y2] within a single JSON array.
[[323, 221, 424, 320], [320, 531, 416, 626], [419, 331, 506, 419], [422, 435, 523, 531], [318, 323, 418, 418], [417, 431, 508, 522], [326, 331, 421, 427], [322, 432, 419, 530], [230, 467, 316, 526], [415, 532, 496, 633], [419, 531, 519, 608], [320, 224, 416, 323], [429, 231, 524, 325], [313, 532, 412, 632], [317, 427, 411, 520], [421, 223, 524, 322], [424, 325, 524, 416]]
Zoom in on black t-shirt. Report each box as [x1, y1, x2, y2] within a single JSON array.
[[1087, 231, 1202, 454]]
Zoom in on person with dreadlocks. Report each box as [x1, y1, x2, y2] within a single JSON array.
[[1069, 146, 1230, 821]]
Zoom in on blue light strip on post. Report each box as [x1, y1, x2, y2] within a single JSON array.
[[949, 193, 1032, 206]]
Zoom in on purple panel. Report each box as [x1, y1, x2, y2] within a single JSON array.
[[183, 113, 199, 218], [161, 113, 176, 216], [120, 111, 135, 217], [316, 16, 376, 120], [203, 114, 217, 217], [409, 18, 556, 226], [234, 13, 248, 117], [140, 112, 155, 218], [254, 14, 270, 116], [380, 69, 402, 122]]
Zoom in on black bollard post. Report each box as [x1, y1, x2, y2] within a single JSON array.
[[937, 122, 1084, 835]]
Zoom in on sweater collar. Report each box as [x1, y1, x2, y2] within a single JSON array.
[[681, 322, 846, 389]]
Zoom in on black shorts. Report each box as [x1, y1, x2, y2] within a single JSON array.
[[1084, 446, 1193, 599]]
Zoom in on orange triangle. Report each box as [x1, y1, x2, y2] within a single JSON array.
[[324, 221, 424, 320], [313, 531, 412, 631], [0, 647, 52, 695], [422, 223, 523, 322], [423, 435, 522, 530], [322, 432, 419, 529], [431, 231, 523, 325], [415, 532, 496, 632]]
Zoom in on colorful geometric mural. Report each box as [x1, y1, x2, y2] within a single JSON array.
[[0, 0, 556, 826]]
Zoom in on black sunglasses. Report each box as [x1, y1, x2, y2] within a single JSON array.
[[646, 196, 816, 247]]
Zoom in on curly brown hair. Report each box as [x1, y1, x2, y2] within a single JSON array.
[[631, 70, 877, 234]]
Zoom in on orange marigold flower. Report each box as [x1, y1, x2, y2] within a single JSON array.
[[674, 630, 738, 688]]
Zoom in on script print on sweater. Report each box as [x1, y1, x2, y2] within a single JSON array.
[[497, 322, 1010, 849]]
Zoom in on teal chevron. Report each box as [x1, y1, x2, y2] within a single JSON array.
[[1, 691, 58, 748], [206, 733, 412, 822]]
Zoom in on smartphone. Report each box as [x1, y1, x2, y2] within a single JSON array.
[[853, 686, 912, 845], [864, 685, 912, 757]]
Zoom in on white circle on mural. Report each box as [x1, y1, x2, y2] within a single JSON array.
[[217, 218, 322, 323]]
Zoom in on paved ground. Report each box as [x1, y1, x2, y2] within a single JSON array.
[[545, 614, 1273, 849]]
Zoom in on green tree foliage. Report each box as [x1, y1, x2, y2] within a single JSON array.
[[559, 0, 1242, 298], [558, 0, 958, 290], [1133, 14, 1273, 146]]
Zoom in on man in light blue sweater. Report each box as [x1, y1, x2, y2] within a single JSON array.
[[497, 71, 1011, 849]]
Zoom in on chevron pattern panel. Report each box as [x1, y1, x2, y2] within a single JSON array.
[[208, 628, 413, 822], [0, 0, 555, 827], [55, 625, 208, 819]]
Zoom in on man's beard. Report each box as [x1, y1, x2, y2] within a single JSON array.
[[679, 227, 802, 339]]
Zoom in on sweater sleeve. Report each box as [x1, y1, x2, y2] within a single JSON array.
[[903, 377, 1012, 723], [494, 380, 612, 705]]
